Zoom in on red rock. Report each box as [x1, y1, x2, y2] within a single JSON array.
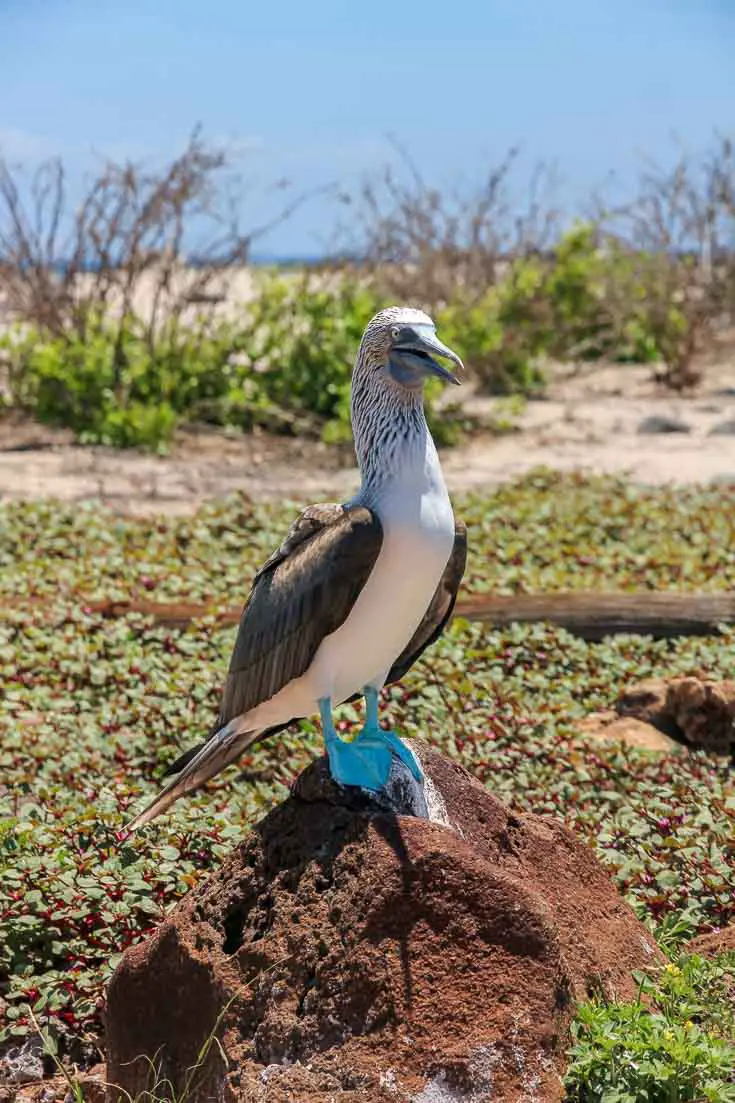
[[616, 678, 673, 731], [577, 710, 683, 753], [666, 677, 735, 752], [688, 925, 735, 958], [615, 676, 735, 752], [106, 745, 661, 1102]]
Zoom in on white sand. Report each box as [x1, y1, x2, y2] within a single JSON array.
[[1, 347, 734, 515]]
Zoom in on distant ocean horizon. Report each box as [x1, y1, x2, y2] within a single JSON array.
[[2, 245, 727, 274]]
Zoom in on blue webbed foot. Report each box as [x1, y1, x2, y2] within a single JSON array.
[[326, 730, 393, 791], [360, 684, 423, 783], [320, 694, 392, 791], [319, 691, 424, 793], [368, 728, 423, 783]]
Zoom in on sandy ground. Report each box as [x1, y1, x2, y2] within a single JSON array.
[[1, 360, 734, 516]]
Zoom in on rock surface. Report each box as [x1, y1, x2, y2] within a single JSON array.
[[616, 678, 675, 732], [0, 1041, 44, 1088], [688, 925, 735, 958], [0, 1068, 106, 1103], [576, 710, 683, 753], [708, 419, 735, 436], [616, 677, 735, 753], [666, 677, 735, 753], [637, 414, 692, 435], [106, 744, 661, 1103]]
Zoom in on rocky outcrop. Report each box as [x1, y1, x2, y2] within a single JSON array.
[[106, 744, 661, 1103], [0, 1066, 106, 1103], [616, 678, 674, 732], [617, 676, 735, 753], [665, 678, 735, 752]]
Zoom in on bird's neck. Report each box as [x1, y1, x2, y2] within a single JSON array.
[[352, 392, 446, 511]]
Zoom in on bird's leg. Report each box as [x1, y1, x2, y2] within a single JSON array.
[[354, 686, 424, 783], [319, 695, 392, 791]]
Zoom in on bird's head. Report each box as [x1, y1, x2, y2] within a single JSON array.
[[350, 306, 464, 486], [354, 306, 464, 395]]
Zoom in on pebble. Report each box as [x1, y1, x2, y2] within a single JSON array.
[[637, 415, 692, 435], [708, 419, 735, 436]]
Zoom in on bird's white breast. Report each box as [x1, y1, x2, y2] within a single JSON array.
[[305, 433, 455, 704]]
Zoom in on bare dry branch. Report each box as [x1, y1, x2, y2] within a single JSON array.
[[0, 128, 318, 344], [336, 142, 562, 308]]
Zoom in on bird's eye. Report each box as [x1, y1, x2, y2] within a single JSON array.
[[391, 326, 400, 340]]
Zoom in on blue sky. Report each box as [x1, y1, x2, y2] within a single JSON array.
[[1, 0, 734, 256]]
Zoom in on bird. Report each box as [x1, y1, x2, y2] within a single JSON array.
[[127, 306, 467, 830]]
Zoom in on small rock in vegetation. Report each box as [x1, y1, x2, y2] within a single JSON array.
[[576, 710, 682, 753], [615, 676, 735, 753], [616, 677, 678, 733], [666, 677, 735, 753], [0, 1039, 44, 1086]]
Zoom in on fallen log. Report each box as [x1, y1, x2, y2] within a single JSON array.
[[3, 591, 735, 639], [455, 591, 735, 641]]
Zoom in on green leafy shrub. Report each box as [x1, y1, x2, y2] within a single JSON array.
[[554, 227, 726, 385], [435, 222, 666, 393], [565, 953, 735, 1101], [0, 315, 248, 450], [437, 270, 548, 395], [2, 228, 705, 449], [226, 274, 381, 443], [436, 219, 732, 396], [603, 248, 702, 380], [0, 277, 470, 449]]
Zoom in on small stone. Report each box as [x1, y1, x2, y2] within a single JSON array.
[[666, 677, 735, 752], [708, 419, 735, 436], [0, 1037, 45, 1085], [576, 711, 682, 754], [616, 678, 676, 733], [637, 415, 692, 434], [614, 676, 735, 752]]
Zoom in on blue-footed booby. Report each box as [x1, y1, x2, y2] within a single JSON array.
[[127, 307, 467, 830]]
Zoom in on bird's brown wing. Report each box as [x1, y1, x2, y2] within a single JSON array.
[[251, 502, 346, 584], [130, 505, 382, 825], [384, 520, 467, 685], [216, 503, 383, 727]]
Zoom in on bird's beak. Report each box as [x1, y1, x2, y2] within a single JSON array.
[[391, 325, 464, 386]]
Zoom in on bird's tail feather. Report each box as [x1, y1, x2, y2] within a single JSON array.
[[162, 739, 209, 779], [125, 718, 262, 833]]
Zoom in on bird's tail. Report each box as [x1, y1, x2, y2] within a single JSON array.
[[125, 717, 262, 833]]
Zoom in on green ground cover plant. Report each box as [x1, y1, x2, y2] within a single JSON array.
[[0, 471, 734, 1094], [565, 953, 735, 1101]]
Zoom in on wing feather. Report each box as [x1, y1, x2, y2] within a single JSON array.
[[217, 504, 382, 726]]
